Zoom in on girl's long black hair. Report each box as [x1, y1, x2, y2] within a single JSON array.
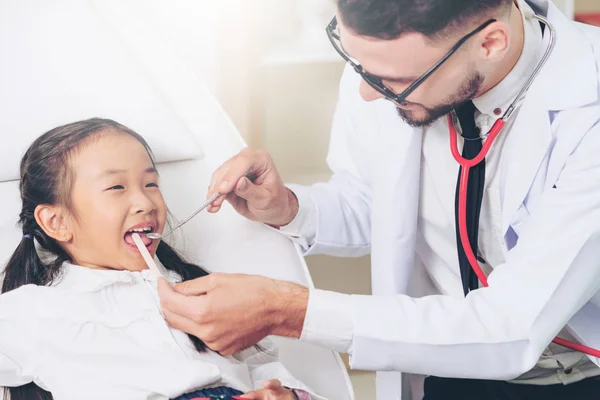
[[1, 118, 211, 400]]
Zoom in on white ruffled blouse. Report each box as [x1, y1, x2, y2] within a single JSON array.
[[0, 261, 322, 399]]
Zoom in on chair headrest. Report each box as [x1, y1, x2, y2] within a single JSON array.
[[0, 0, 208, 183]]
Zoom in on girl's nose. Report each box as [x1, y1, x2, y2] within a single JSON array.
[[132, 193, 156, 214]]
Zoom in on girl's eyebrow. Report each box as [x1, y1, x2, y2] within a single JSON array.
[[98, 167, 157, 178]]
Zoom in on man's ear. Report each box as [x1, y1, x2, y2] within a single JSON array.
[[34, 204, 74, 243], [478, 21, 511, 63]]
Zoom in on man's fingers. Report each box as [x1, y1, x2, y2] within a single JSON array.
[[233, 176, 271, 207], [208, 153, 252, 193], [162, 308, 203, 338], [262, 379, 282, 391], [156, 278, 181, 304], [156, 277, 174, 293], [207, 175, 252, 213], [207, 183, 231, 209], [159, 280, 210, 318], [208, 149, 271, 198], [172, 275, 215, 296], [206, 163, 233, 210], [226, 192, 260, 222]]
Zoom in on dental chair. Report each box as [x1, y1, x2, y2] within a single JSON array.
[[0, 1, 354, 399]]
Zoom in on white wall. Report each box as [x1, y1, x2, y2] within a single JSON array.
[[115, 0, 221, 95], [575, 0, 600, 12]]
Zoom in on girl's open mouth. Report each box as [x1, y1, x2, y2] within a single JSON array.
[[124, 226, 154, 252]]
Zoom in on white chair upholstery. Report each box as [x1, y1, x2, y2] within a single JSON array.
[[0, 1, 353, 398]]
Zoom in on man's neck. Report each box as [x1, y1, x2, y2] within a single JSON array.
[[478, 2, 525, 96]]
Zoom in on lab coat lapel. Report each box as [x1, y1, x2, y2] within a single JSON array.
[[501, 0, 599, 233], [500, 85, 551, 234], [371, 104, 423, 296]]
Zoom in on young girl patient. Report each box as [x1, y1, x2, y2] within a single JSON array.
[[0, 118, 323, 400]]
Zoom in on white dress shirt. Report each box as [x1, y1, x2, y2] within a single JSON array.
[[0, 261, 323, 400], [278, 0, 600, 386]]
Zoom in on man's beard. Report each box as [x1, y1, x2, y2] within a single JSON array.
[[396, 72, 484, 128]]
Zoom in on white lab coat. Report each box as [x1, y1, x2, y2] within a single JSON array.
[[298, 1, 600, 398]]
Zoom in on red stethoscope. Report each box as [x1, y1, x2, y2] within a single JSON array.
[[448, 13, 600, 359]]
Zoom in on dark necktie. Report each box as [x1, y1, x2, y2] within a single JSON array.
[[453, 101, 485, 296]]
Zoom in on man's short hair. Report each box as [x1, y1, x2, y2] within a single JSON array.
[[336, 0, 513, 40]]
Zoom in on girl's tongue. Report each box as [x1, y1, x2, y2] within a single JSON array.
[[124, 231, 152, 247]]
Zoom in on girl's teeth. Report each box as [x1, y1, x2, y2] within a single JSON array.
[[130, 227, 151, 233]]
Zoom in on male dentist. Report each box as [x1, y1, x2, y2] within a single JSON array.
[[158, 0, 600, 398]]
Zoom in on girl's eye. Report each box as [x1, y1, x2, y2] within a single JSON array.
[[146, 183, 159, 188], [106, 185, 124, 191]]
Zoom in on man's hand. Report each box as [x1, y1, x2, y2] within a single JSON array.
[[206, 147, 299, 228], [157, 274, 309, 355], [239, 379, 299, 400]]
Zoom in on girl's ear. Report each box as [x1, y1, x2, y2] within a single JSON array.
[[34, 204, 74, 243]]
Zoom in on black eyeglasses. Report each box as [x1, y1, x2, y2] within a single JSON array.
[[326, 17, 496, 106]]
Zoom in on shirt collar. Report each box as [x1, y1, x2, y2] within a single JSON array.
[[53, 258, 182, 292], [472, 0, 543, 118]]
